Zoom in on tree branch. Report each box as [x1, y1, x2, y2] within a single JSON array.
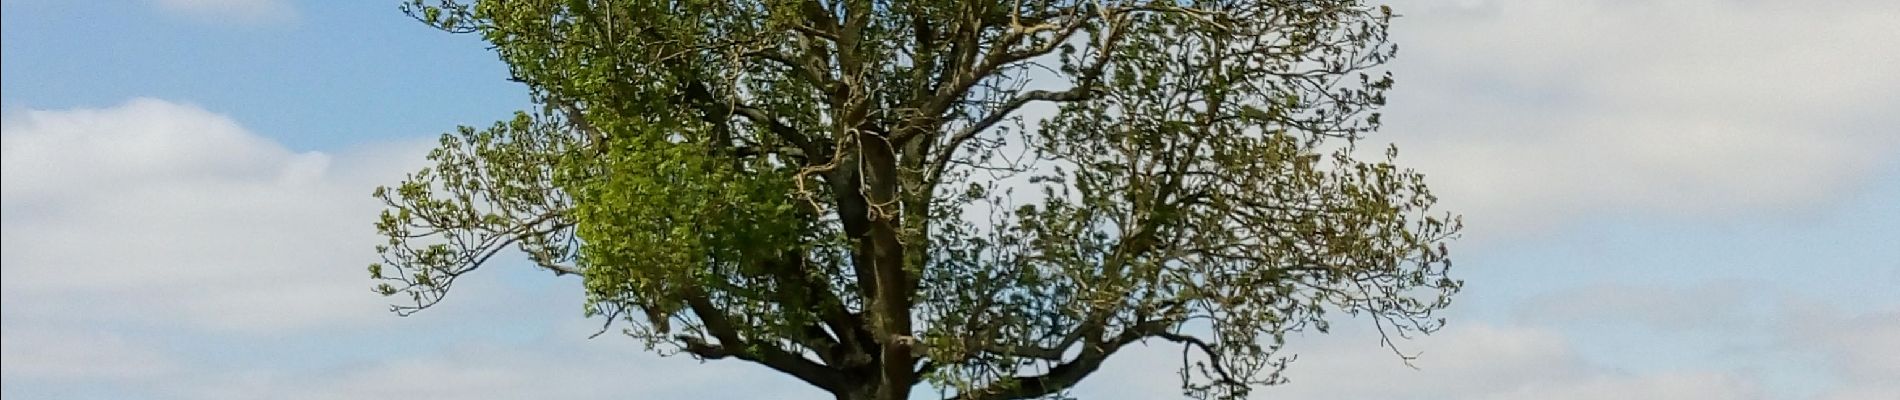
[[680, 81, 826, 159], [952, 321, 1170, 400], [684, 292, 847, 393], [927, 86, 1095, 184], [1152, 331, 1246, 387]]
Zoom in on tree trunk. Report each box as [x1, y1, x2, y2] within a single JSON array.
[[834, 383, 881, 400]]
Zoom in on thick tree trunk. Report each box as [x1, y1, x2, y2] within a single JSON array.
[[834, 384, 878, 400], [856, 131, 918, 400]]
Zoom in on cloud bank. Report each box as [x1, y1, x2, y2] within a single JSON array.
[[2, 98, 399, 334], [0, 98, 807, 399], [1381, 0, 1900, 235]]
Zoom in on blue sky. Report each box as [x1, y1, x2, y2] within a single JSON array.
[[3, 1, 1896, 399]]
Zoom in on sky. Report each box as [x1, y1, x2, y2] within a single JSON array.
[[2, 0, 1896, 399]]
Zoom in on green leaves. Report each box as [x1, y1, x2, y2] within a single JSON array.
[[569, 123, 804, 312], [372, 1, 1461, 399]]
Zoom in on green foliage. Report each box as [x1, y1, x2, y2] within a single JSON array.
[[373, 1, 1462, 399]]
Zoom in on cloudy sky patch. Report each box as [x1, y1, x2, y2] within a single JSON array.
[[2, 0, 1895, 399]]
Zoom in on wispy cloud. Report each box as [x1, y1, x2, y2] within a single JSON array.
[[0, 328, 181, 381], [149, 0, 297, 25], [1074, 296, 1896, 400], [142, 322, 810, 400], [1074, 321, 1772, 400]]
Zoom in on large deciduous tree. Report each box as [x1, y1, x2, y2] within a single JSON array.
[[370, 0, 1461, 399]]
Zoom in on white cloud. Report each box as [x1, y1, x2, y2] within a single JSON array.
[[149, 0, 296, 24], [1378, 0, 1900, 235], [0, 98, 818, 400], [1819, 312, 1900, 384], [1513, 280, 1779, 332], [1075, 322, 1772, 400], [3, 318, 817, 400], [1, 98, 422, 333], [0, 101, 703, 393], [1071, 278, 1900, 400], [1795, 308, 1900, 400], [1474, 371, 1765, 400], [148, 322, 814, 400], [1505, 281, 1896, 400], [0, 328, 180, 381]]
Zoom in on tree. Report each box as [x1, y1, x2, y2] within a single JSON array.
[[370, 1, 1461, 399]]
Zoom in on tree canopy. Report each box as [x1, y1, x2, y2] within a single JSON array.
[[370, 0, 1462, 399]]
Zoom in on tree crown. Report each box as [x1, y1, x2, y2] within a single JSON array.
[[372, 1, 1460, 399]]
